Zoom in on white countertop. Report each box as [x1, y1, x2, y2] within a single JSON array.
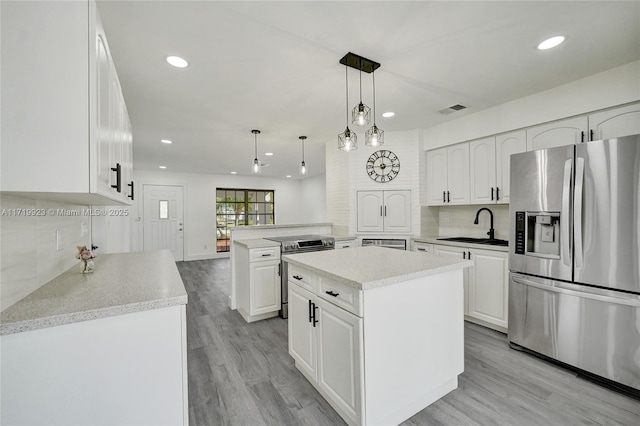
[[234, 238, 282, 249], [0, 250, 187, 336], [283, 246, 472, 290], [413, 236, 509, 252], [230, 222, 332, 232]]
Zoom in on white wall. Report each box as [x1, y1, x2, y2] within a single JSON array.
[[130, 170, 326, 260], [422, 61, 640, 149], [0, 195, 91, 310], [325, 129, 423, 236]]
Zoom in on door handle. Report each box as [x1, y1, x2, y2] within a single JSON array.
[[278, 264, 281, 276], [443, 191, 446, 203], [496, 187, 500, 201], [447, 191, 450, 203], [312, 303, 319, 327], [308, 299, 313, 323], [491, 187, 494, 201], [110, 163, 122, 193], [561, 159, 572, 267], [463, 251, 466, 259], [127, 181, 134, 200], [574, 157, 585, 268], [384, 206, 387, 216], [380, 206, 383, 216]]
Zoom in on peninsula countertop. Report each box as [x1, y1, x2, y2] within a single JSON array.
[[283, 246, 472, 291], [0, 250, 187, 336]]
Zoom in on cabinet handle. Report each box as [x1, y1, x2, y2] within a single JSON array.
[[418, 248, 426, 251], [384, 206, 387, 216], [581, 131, 585, 143], [127, 181, 134, 200], [447, 191, 450, 203], [380, 206, 383, 216], [463, 251, 466, 259], [443, 191, 446, 203], [293, 275, 303, 280], [325, 290, 340, 297], [261, 253, 272, 257], [111, 163, 122, 193], [496, 187, 500, 201], [343, 245, 350, 248], [278, 264, 281, 277], [468, 251, 471, 259], [312, 303, 319, 327], [590, 129, 594, 141], [491, 187, 494, 201], [308, 300, 313, 323]]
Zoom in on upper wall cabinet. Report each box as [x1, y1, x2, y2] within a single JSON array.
[[0, 0, 133, 205], [589, 103, 640, 141], [357, 190, 411, 233], [526, 116, 588, 151], [426, 144, 469, 206], [470, 131, 526, 205]]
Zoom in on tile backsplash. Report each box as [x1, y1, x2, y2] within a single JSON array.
[[1, 195, 91, 311], [421, 204, 510, 240]]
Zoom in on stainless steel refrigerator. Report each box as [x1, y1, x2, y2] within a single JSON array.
[[509, 134, 640, 392]]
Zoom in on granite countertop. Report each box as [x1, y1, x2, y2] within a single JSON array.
[[230, 222, 332, 232], [0, 250, 187, 336], [413, 236, 509, 252], [234, 238, 282, 249], [283, 246, 472, 291]]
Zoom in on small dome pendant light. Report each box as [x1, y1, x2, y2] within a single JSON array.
[[339, 65, 358, 152], [365, 71, 384, 147], [352, 66, 371, 127], [299, 136, 308, 175], [251, 129, 261, 174]]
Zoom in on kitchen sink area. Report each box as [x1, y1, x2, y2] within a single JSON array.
[[437, 237, 509, 247]]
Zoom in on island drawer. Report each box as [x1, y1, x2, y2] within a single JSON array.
[[288, 264, 315, 292], [250, 247, 280, 262], [318, 276, 363, 317]]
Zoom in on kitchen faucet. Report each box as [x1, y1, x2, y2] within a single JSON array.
[[474, 207, 495, 240]]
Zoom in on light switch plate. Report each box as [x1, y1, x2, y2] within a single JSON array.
[[56, 229, 64, 251]]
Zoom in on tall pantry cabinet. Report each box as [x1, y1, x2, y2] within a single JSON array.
[[1, 0, 133, 205]]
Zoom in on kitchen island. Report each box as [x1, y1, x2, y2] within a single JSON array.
[[0, 250, 188, 426], [283, 246, 472, 426]]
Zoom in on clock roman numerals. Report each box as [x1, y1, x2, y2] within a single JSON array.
[[366, 150, 400, 183]]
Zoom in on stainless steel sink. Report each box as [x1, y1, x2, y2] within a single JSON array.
[[437, 237, 509, 247]]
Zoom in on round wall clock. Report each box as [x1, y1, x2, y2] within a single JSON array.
[[366, 150, 400, 183]]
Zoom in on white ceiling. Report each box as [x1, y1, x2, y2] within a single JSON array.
[[97, 0, 640, 179]]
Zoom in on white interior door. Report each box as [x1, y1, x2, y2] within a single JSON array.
[[143, 185, 184, 261]]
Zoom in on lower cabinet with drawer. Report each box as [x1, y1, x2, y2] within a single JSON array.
[[236, 244, 281, 323], [288, 262, 463, 426]]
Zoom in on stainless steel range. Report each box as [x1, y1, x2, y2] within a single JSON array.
[[264, 234, 335, 318]]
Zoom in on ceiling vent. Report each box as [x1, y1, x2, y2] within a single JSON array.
[[439, 104, 468, 115]]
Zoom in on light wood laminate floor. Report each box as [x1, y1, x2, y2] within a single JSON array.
[[179, 259, 640, 426]]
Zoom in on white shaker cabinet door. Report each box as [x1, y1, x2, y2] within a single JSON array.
[[250, 260, 281, 315], [468, 249, 508, 329], [316, 298, 363, 426], [426, 147, 448, 205], [469, 137, 496, 205], [288, 284, 317, 381], [383, 190, 411, 233], [526, 116, 588, 151], [434, 245, 469, 315], [446, 144, 470, 204], [495, 130, 526, 204], [588, 102, 640, 141]]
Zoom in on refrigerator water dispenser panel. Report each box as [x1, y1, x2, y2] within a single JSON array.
[[516, 212, 561, 258]]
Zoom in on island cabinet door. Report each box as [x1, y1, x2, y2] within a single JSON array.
[[316, 298, 364, 426], [288, 284, 317, 381]]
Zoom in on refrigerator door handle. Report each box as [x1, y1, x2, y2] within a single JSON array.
[[574, 157, 585, 268], [561, 159, 572, 267]]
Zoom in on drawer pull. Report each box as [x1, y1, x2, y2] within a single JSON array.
[[418, 248, 426, 251], [261, 253, 272, 257], [293, 275, 303, 280], [325, 290, 340, 297]]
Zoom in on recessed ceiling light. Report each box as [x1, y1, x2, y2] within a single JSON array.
[[382, 112, 395, 118], [265, 152, 274, 156], [159, 166, 167, 169], [230, 171, 237, 174], [161, 139, 172, 144], [537, 36, 565, 50], [286, 175, 292, 178], [166, 56, 189, 68]]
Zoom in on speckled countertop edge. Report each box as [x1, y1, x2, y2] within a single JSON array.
[[234, 238, 282, 249], [283, 246, 472, 291], [0, 250, 187, 336], [413, 236, 509, 252]]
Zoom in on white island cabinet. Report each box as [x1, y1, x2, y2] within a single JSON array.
[[284, 246, 471, 426], [0, 250, 188, 426]]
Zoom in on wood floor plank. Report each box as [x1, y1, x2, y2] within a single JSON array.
[[178, 259, 640, 426]]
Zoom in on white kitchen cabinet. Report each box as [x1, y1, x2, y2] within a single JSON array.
[[335, 239, 358, 249], [236, 245, 281, 322], [426, 144, 469, 205], [526, 116, 589, 151], [495, 130, 526, 204], [588, 102, 640, 141], [1, 0, 133, 205], [434, 244, 508, 331], [413, 242, 434, 254], [357, 190, 411, 233], [289, 281, 363, 426]]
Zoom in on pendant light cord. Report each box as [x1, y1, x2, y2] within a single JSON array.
[[345, 65, 349, 126], [254, 134, 257, 159], [372, 71, 376, 126], [359, 66, 363, 102]]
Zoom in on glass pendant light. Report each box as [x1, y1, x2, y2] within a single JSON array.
[[352, 66, 371, 127], [365, 71, 384, 147], [299, 136, 307, 175], [251, 129, 261, 174], [339, 66, 358, 152]]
